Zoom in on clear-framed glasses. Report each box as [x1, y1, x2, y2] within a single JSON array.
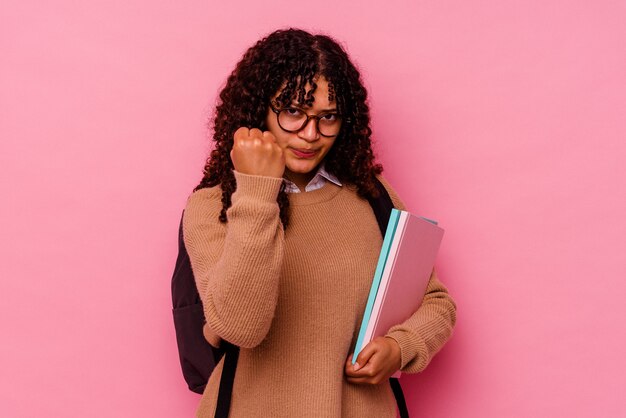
[[269, 104, 342, 138]]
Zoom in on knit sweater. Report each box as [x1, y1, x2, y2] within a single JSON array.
[[182, 171, 457, 418]]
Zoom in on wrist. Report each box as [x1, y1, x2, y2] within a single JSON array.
[[232, 170, 284, 202], [384, 336, 402, 371]]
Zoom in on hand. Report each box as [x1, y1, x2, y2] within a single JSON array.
[[230, 127, 285, 178], [345, 337, 402, 385]]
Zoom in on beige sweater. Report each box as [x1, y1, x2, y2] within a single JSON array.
[[183, 171, 457, 418]]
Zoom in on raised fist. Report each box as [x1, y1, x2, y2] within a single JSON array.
[[230, 127, 285, 178]]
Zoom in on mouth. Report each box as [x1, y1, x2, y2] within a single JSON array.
[[290, 148, 318, 158]]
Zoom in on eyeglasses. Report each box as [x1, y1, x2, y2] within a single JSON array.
[[269, 104, 342, 137]]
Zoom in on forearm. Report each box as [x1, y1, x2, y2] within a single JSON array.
[[183, 171, 285, 348], [385, 269, 457, 373]]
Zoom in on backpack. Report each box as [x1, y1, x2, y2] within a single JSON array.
[[171, 176, 409, 418]]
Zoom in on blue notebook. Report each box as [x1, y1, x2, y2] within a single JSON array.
[[352, 209, 401, 363]]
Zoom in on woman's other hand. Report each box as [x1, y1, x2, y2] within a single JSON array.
[[230, 127, 285, 178], [344, 337, 402, 385]]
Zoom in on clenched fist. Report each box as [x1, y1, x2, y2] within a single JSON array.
[[230, 127, 285, 178]]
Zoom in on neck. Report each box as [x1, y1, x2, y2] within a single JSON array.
[[284, 169, 315, 191]]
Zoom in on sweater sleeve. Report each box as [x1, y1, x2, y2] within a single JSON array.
[[182, 171, 285, 349], [375, 174, 458, 373]]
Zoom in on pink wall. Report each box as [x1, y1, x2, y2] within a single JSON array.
[[2, 1, 625, 417]]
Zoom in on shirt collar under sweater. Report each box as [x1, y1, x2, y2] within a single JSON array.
[[283, 162, 342, 193]]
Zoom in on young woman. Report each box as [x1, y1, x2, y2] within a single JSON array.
[[183, 28, 457, 418]]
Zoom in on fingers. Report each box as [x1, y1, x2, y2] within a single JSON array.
[[233, 127, 276, 146], [249, 128, 263, 139], [231, 126, 285, 177], [344, 340, 377, 373], [234, 126, 250, 138], [345, 353, 384, 384], [344, 346, 380, 380], [344, 344, 372, 374], [344, 337, 402, 385], [263, 130, 277, 143], [344, 354, 362, 378], [354, 342, 377, 370]]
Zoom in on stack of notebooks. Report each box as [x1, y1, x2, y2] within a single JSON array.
[[352, 209, 444, 376]]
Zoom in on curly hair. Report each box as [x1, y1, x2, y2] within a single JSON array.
[[195, 28, 383, 228]]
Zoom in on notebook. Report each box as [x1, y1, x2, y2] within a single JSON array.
[[352, 209, 444, 371]]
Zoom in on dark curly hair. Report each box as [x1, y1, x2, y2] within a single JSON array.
[[195, 28, 383, 228]]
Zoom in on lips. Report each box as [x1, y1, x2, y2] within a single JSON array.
[[291, 148, 318, 158]]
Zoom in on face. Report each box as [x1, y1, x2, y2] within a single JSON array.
[[265, 76, 340, 188]]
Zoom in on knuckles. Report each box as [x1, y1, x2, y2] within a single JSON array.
[[233, 128, 276, 151], [230, 127, 285, 177], [249, 128, 263, 137]]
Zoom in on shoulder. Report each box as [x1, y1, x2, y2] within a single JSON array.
[[184, 185, 222, 215], [374, 173, 407, 211], [182, 186, 224, 236]]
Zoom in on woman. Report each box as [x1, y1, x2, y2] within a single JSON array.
[[183, 28, 457, 418]]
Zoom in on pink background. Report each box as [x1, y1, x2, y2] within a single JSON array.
[[2, 1, 625, 417]]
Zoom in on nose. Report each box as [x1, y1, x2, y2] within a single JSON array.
[[297, 118, 320, 142]]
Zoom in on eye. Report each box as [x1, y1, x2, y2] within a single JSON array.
[[321, 113, 338, 121], [285, 108, 303, 116]]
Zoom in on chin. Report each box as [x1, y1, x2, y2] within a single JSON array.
[[287, 160, 319, 174]]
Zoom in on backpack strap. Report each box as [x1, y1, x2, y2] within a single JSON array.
[[390, 377, 409, 418], [367, 176, 395, 234], [214, 342, 239, 418]]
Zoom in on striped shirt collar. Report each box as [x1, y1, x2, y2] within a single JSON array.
[[283, 162, 342, 193]]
